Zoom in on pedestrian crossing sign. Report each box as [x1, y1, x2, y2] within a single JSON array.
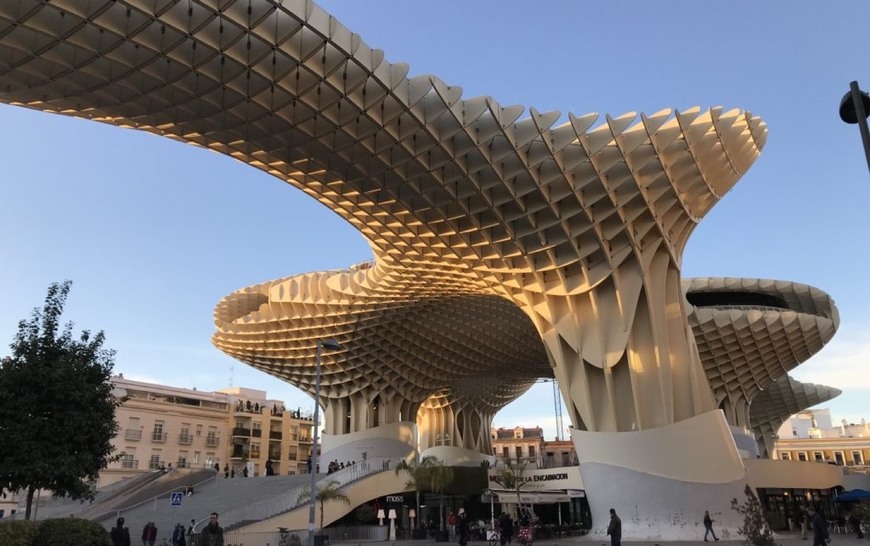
[[170, 492, 183, 506]]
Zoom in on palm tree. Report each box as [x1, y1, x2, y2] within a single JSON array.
[[299, 479, 351, 533], [490, 456, 531, 519], [396, 455, 454, 530]]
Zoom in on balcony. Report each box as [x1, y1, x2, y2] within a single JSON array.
[[151, 432, 167, 442], [250, 451, 261, 459], [230, 447, 250, 459], [121, 459, 138, 469], [178, 433, 193, 445], [268, 450, 281, 460], [298, 436, 312, 444], [147, 460, 161, 470], [269, 431, 282, 440], [232, 427, 251, 437], [252, 429, 262, 438], [205, 437, 220, 447], [124, 429, 142, 441]]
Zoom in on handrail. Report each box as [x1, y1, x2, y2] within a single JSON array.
[[210, 457, 395, 532], [86, 470, 219, 523], [0, 470, 164, 523], [74, 470, 164, 520]]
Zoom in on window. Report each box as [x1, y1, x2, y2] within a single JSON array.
[[813, 451, 824, 462], [152, 421, 166, 442], [125, 417, 142, 441], [780, 452, 791, 461], [514, 428, 523, 439], [529, 446, 536, 458], [515, 446, 522, 459], [196, 424, 203, 437], [502, 447, 509, 458], [206, 428, 219, 447], [122, 452, 136, 469], [798, 452, 808, 461], [194, 451, 201, 464], [561, 452, 570, 466], [853, 451, 864, 465], [835, 452, 845, 465], [179, 424, 192, 444], [149, 453, 161, 470]]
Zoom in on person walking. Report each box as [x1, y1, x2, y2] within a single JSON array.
[[703, 510, 719, 541], [197, 512, 225, 546], [498, 513, 514, 546], [799, 506, 809, 539], [173, 522, 187, 546], [811, 508, 830, 546], [141, 522, 157, 546], [457, 512, 470, 546], [607, 508, 621, 546], [110, 517, 131, 546]]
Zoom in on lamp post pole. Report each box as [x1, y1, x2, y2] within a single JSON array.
[[308, 338, 342, 546], [839, 81, 870, 175]]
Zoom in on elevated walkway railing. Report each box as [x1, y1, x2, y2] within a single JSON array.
[[1, 470, 165, 523], [73, 470, 167, 521], [216, 457, 395, 532], [87, 470, 219, 523]]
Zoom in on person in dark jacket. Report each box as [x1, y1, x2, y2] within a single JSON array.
[[141, 522, 157, 546], [110, 517, 131, 546], [498, 513, 514, 546], [703, 510, 719, 541], [197, 512, 224, 546], [457, 512, 470, 546], [811, 508, 830, 546], [172, 522, 187, 546], [607, 508, 621, 546]]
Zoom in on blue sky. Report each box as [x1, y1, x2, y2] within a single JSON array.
[[1, 1, 869, 440]]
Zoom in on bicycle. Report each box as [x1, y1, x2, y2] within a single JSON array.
[[516, 527, 534, 546], [488, 530, 501, 546]]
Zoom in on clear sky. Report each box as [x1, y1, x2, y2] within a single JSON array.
[[1, 1, 869, 440]]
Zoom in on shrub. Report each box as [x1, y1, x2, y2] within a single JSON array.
[[0, 519, 40, 546], [34, 517, 111, 546], [731, 484, 776, 546]]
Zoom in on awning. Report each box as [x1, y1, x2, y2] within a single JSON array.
[[834, 489, 870, 502], [493, 491, 571, 504]]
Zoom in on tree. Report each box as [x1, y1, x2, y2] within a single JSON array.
[[299, 479, 351, 533], [0, 281, 120, 519], [490, 456, 532, 519], [731, 483, 775, 546], [396, 455, 454, 530]]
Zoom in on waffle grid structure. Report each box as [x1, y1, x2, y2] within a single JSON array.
[[0, 0, 840, 465]]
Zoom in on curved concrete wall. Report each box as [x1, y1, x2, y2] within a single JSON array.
[[321, 422, 417, 465], [573, 410, 749, 540], [421, 446, 495, 467]]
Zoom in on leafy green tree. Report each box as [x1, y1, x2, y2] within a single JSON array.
[[731, 483, 775, 546], [0, 281, 120, 519], [299, 479, 351, 533], [396, 455, 453, 530]]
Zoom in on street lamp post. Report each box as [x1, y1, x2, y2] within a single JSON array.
[[308, 338, 342, 546], [839, 80, 870, 174]]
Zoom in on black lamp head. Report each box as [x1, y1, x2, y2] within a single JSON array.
[[840, 86, 870, 124]]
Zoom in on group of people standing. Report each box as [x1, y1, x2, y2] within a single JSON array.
[[108, 512, 225, 546]]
